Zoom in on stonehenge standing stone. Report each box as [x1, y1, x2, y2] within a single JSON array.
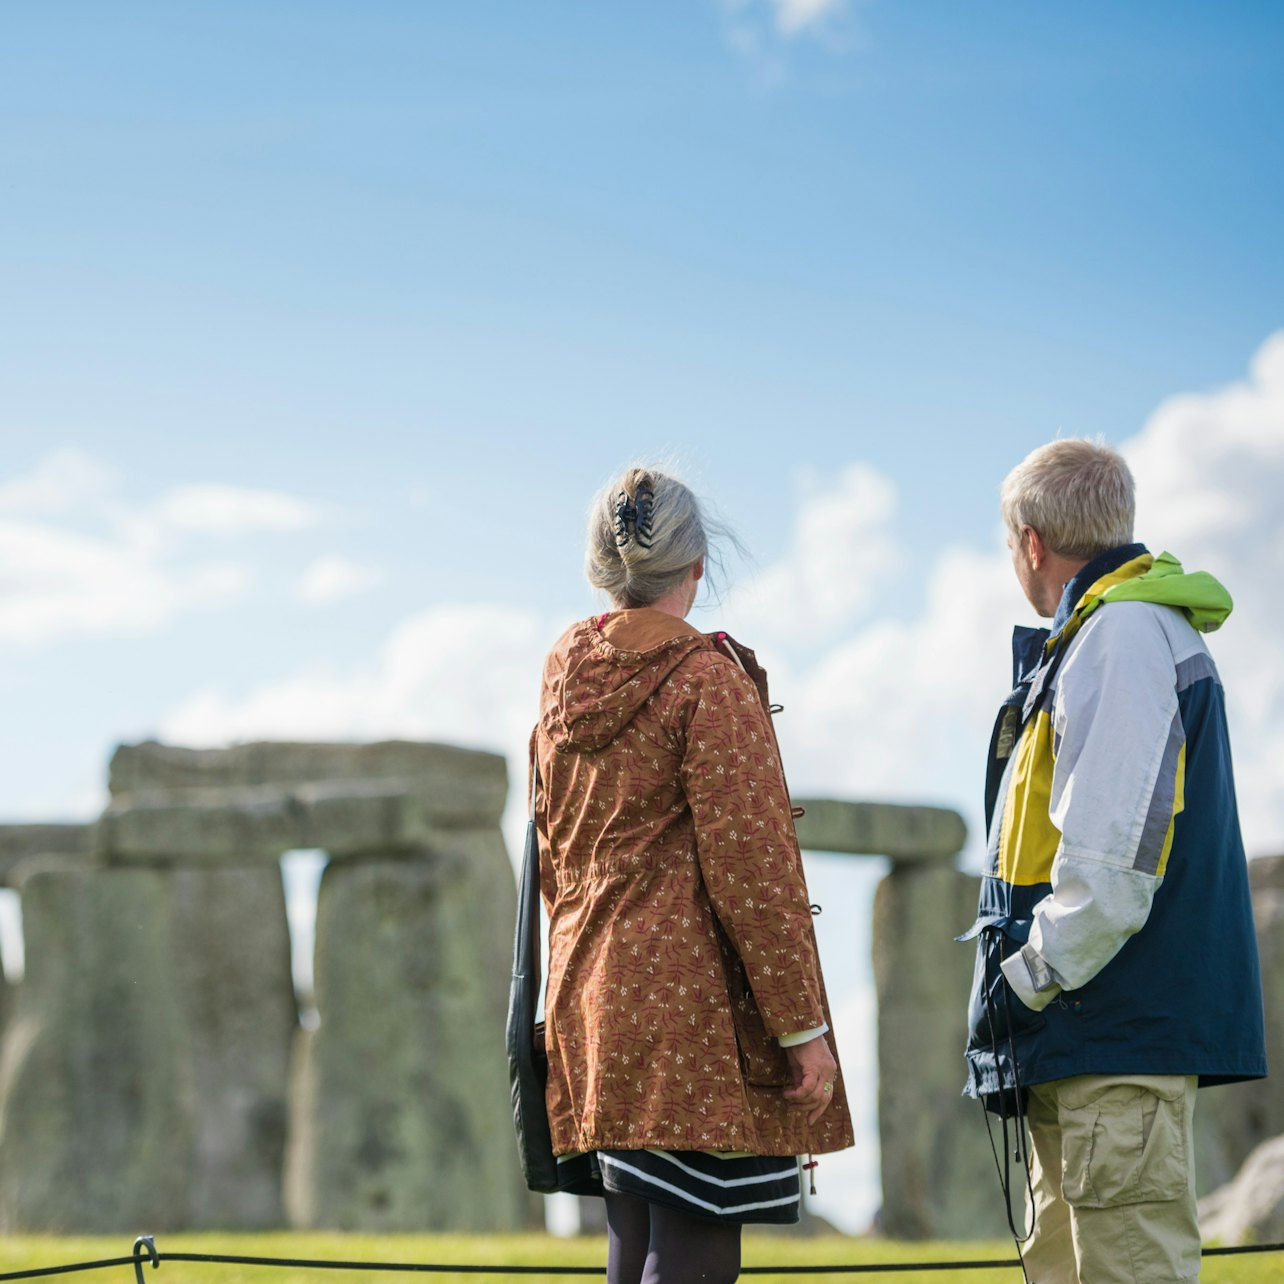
[[872, 865, 1008, 1239], [0, 863, 296, 1232], [166, 866, 296, 1228], [0, 868, 196, 1232], [1194, 853, 1284, 1194], [0, 829, 95, 1097], [296, 843, 529, 1231]]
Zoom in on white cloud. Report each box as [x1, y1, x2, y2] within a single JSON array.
[[0, 515, 249, 646], [161, 603, 545, 762], [0, 451, 331, 646], [717, 0, 863, 84], [720, 462, 901, 646], [296, 555, 383, 606], [769, 540, 1024, 846], [0, 448, 117, 515], [1122, 330, 1284, 854], [771, 0, 848, 37], [150, 484, 323, 535]]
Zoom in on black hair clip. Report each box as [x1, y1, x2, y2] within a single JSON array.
[[613, 488, 656, 550], [634, 488, 655, 549]]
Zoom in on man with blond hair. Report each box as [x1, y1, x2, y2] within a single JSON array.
[[962, 438, 1266, 1283]]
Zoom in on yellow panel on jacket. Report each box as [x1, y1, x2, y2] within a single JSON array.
[[997, 711, 1060, 888]]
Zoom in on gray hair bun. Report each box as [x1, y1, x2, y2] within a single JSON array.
[[586, 467, 710, 608]]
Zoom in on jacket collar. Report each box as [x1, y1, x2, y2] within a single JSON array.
[[1008, 542, 1150, 695], [1049, 542, 1149, 634]]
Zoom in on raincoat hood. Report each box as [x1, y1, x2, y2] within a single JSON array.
[[540, 609, 712, 752], [1094, 549, 1233, 633], [1046, 546, 1234, 651]]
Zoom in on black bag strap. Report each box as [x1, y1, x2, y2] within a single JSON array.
[[510, 737, 543, 1016], [505, 732, 561, 1193]]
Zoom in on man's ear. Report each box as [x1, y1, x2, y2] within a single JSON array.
[[1024, 526, 1047, 570]]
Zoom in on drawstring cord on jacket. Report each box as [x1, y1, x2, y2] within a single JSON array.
[[978, 926, 1034, 1284]]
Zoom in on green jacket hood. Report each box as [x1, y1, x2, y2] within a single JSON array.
[[1098, 550, 1233, 634]]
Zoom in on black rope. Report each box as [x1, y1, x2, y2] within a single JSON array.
[[742, 1263, 1023, 1275], [0, 1259, 140, 1283], [157, 1260, 599, 1278], [1203, 1243, 1284, 1256], [0, 1237, 1278, 1284]]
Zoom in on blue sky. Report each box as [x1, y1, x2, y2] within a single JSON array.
[[2, 0, 1282, 1233]]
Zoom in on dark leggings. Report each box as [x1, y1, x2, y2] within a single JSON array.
[[604, 1191, 743, 1284]]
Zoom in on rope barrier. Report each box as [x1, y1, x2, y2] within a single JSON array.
[[0, 1259, 140, 1284], [0, 1235, 1275, 1284]]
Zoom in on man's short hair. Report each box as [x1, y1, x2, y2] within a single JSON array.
[[1001, 437, 1135, 559]]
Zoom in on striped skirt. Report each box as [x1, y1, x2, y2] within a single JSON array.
[[556, 1149, 801, 1225]]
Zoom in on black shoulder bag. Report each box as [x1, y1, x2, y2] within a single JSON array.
[[505, 749, 561, 1193]]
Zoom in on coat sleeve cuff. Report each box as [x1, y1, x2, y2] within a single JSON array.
[[777, 1023, 829, 1048], [1001, 944, 1062, 1012]]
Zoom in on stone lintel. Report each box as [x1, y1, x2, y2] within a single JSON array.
[[0, 823, 94, 859], [99, 782, 494, 864], [0, 823, 95, 887], [108, 740, 507, 821], [793, 798, 966, 861], [99, 787, 299, 865]]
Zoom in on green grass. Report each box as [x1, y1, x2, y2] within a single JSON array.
[[0, 1233, 1277, 1284]]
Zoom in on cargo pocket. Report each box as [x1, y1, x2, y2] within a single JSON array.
[[1059, 1078, 1188, 1208]]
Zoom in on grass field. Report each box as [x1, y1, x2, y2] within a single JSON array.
[[0, 1233, 1277, 1284]]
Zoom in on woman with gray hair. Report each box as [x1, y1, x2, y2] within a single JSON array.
[[533, 466, 853, 1284]]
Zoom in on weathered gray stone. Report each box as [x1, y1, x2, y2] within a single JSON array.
[[100, 780, 509, 866], [0, 823, 93, 886], [294, 780, 410, 856], [283, 1024, 319, 1231], [1198, 1132, 1284, 1246], [98, 786, 300, 864], [872, 865, 1008, 1239], [110, 739, 508, 823], [167, 866, 296, 1229], [0, 865, 296, 1232], [0, 868, 196, 1232], [295, 781, 481, 858], [100, 739, 512, 863], [795, 799, 967, 862], [296, 847, 530, 1231], [1195, 853, 1284, 1195]]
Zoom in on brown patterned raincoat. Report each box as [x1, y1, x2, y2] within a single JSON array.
[[535, 607, 854, 1158]]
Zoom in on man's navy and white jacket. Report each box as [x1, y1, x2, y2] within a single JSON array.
[[962, 544, 1267, 1111]]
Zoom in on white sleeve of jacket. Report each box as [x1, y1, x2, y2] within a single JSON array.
[[1001, 604, 1185, 1011]]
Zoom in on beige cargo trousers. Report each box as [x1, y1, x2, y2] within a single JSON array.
[[1023, 1073, 1200, 1284]]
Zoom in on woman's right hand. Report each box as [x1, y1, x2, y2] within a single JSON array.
[[783, 1036, 838, 1124]]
